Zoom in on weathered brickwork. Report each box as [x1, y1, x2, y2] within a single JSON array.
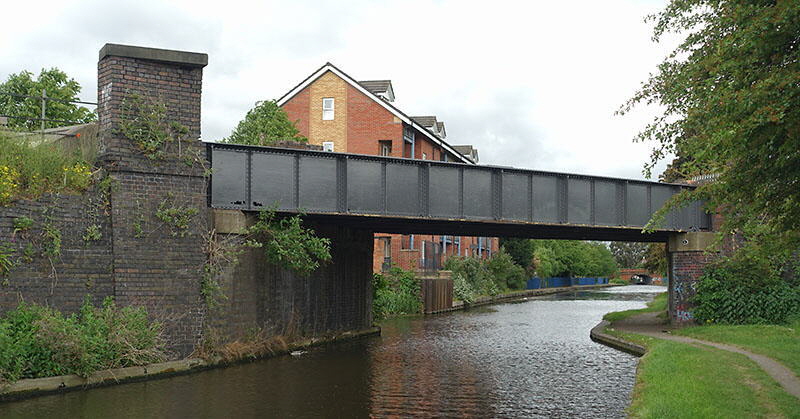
[[210, 223, 374, 339], [0, 191, 114, 314], [668, 250, 718, 324], [1, 45, 378, 359]]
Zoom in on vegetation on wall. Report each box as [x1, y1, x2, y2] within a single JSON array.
[[372, 267, 422, 320], [222, 100, 307, 146], [118, 93, 190, 160], [0, 297, 164, 382], [693, 246, 800, 325], [245, 210, 331, 275]]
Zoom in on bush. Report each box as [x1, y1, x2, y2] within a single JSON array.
[[0, 297, 164, 382], [486, 248, 527, 290], [453, 273, 477, 304], [445, 256, 499, 297], [372, 267, 421, 320], [0, 132, 93, 205], [693, 253, 800, 325]]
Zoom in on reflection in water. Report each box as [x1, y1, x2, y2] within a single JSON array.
[[0, 285, 665, 418]]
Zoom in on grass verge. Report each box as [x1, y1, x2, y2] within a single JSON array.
[[674, 317, 800, 377], [602, 293, 667, 322], [626, 334, 800, 418], [601, 299, 800, 418]]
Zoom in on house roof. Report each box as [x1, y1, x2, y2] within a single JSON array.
[[411, 115, 437, 128], [358, 80, 394, 101], [453, 145, 478, 163], [276, 62, 473, 164]]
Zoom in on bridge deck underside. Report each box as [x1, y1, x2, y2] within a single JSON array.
[[209, 143, 710, 241]]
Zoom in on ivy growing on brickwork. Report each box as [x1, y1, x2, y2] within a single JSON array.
[[118, 93, 190, 160], [155, 194, 199, 238], [245, 210, 331, 275]]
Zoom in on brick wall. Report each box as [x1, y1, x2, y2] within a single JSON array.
[[346, 84, 403, 156], [0, 192, 114, 314], [211, 222, 374, 339], [308, 72, 348, 152], [282, 88, 310, 138], [668, 250, 717, 324]]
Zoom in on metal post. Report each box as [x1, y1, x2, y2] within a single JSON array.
[[40, 89, 47, 133]]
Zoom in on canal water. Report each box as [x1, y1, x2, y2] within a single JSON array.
[[0, 285, 664, 418]]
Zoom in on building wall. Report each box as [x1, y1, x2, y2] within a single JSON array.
[[308, 71, 348, 152], [346, 84, 403, 156], [282, 87, 310, 138]]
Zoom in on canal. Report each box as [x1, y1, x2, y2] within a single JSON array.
[[0, 285, 664, 418]]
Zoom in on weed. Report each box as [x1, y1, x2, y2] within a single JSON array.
[[82, 224, 102, 242], [155, 196, 198, 238]]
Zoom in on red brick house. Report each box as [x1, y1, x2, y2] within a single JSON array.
[[277, 63, 499, 272]]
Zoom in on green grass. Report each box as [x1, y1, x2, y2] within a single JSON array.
[[627, 335, 800, 418], [603, 293, 667, 322], [674, 317, 800, 377]]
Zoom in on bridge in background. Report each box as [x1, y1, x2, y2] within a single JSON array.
[[208, 143, 709, 242]]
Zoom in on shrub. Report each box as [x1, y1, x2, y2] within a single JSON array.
[[0, 297, 164, 382], [453, 272, 477, 304], [372, 267, 421, 320], [693, 252, 800, 325], [246, 210, 331, 275], [445, 256, 499, 297], [486, 248, 527, 290], [0, 132, 93, 205]]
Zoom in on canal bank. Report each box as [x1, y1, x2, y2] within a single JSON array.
[[595, 296, 800, 417], [0, 286, 660, 417], [427, 283, 617, 314]]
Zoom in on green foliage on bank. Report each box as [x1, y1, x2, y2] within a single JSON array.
[[446, 248, 527, 304], [693, 248, 800, 325], [0, 297, 165, 382], [223, 100, 307, 146], [372, 267, 421, 320], [603, 293, 667, 323], [531, 240, 618, 278], [0, 131, 93, 205]]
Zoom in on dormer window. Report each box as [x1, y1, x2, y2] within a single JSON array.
[[322, 98, 334, 120]]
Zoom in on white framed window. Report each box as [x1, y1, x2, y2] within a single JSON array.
[[422, 152, 427, 160], [322, 141, 334, 152], [322, 98, 334, 120], [379, 141, 391, 156]]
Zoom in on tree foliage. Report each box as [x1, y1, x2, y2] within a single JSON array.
[[0, 68, 96, 130], [609, 242, 648, 268], [223, 100, 307, 146], [499, 237, 535, 269], [621, 1, 800, 249], [530, 240, 618, 278]]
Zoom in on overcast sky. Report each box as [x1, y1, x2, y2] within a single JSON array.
[[1, 0, 679, 180]]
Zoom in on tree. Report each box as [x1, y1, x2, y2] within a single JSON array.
[[499, 237, 535, 269], [608, 242, 648, 268], [223, 100, 307, 146], [642, 243, 668, 276], [0, 68, 96, 130], [620, 1, 800, 253]]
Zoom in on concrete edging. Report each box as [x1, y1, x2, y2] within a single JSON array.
[[589, 320, 646, 357], [0, 326, 380, 402], [427, 284, 617, 314]]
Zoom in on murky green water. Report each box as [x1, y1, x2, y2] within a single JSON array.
[[0, 285, 664, 418]]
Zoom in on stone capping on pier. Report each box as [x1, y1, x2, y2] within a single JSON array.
[[99, 43, 208, 68]]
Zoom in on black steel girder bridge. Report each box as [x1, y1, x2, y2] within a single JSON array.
[[208, 143, 710, 242]]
